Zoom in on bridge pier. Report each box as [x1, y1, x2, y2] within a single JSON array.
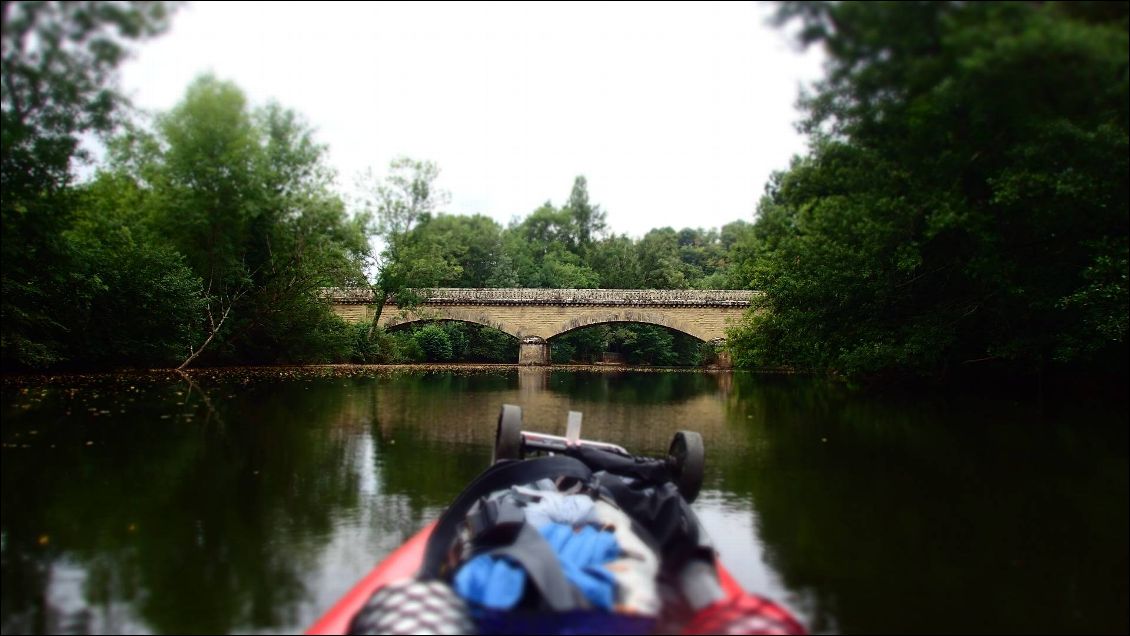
[[518, 336, 551, 366]]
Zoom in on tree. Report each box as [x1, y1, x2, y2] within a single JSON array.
[[63, 173, 205, 367], [730, 2, 1129, 381], [563, 175, 607, 252], [637, 228, 688, 289], [520, 202, 580, 256], [608, 325, 678, 366], [542, 250, 600, 288], [589, 234, 642, 289], [410, 213, 505, 287], [361, 157, 459, 336], [1, 0, 177, 368], [499, 201, 601, 288], [1, 1, 175, 201], [119, 75, 368, 367], [413, 323, 453, 362]]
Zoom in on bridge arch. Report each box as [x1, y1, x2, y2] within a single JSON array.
[[330, 288, 754, 366], [547, 310, 710, 342], [380, 308, 521, 339]]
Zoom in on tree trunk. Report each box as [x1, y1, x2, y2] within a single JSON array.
[[366, 288, 388, 341], [177, 302, 233, 370]]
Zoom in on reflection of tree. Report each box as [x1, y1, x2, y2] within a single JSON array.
[[1, 378, 371, 634], [371, 418, 490, 513], [716, 374, 1130, 634]]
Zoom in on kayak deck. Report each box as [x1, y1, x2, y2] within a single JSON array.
[[306, 521, 744, 635]]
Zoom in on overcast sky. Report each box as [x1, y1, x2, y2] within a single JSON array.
[[118, 1, 823, 237]]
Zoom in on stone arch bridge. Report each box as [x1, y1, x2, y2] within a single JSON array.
[[326, 288, 755, 366]]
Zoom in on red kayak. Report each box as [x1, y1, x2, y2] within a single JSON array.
[[307, 405, 804, 635], [306, 522, 749, 635]]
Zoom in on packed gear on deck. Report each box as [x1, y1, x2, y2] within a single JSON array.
[[344, 407, 805, 636]]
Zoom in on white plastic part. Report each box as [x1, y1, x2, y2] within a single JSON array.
[[565, 411, 583, 445]]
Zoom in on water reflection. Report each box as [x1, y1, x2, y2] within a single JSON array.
[[720, 379, 1130, 634], [2, 370, 1126, 634]]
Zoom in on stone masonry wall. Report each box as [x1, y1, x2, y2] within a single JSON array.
[[326, 288, 754, 342]]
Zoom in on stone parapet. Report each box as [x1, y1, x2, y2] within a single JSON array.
[[323, 287, 758, 307]]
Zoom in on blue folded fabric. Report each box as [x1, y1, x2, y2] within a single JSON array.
[[454, 523, 620, 610], [455, 552, 528, 609]]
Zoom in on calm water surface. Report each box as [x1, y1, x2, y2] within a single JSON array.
[[2, 368, 1126, 634]]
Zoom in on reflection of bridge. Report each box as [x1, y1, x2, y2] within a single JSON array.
[[371, 368, 734, 451], [327, 288, 755, 366]]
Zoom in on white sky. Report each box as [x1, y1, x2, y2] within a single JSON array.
[[118, 1, 823, 238]]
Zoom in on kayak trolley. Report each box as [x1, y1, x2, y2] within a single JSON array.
[[492, 403, 706, 503]]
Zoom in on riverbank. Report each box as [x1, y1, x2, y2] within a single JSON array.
[[0, 362, 746, 388]]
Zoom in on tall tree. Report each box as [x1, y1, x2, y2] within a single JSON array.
[[638, 228, 688, 289], [64, 173, 206, 367], [125, 76, 368, 367], [410, 213, 504, 287], [502, 201, 600, 287], [730, 2, 1129, 380], [590, 234, 643, 289], [1, 0, 177, 368], [563, 175, 607, 252], [362, 157, 459, 334]]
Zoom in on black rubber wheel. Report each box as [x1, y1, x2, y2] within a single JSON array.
[[493, 404, 523, 464], [668, 430, 705, 503]]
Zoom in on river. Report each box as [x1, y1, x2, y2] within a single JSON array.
[[2, 367, 1126, 634]]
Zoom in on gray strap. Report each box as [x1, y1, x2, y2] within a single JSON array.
[[481, 524, 588, 612]]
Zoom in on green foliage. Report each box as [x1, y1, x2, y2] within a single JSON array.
[[63, 175, 206, 366], [348, 322, 381, 363], [552, 327, 609, 363], [550, 324, 705, 366], [413, 324, 453, 362], [727, 1, 1129, 381], [411, 214, 505, 287], [463, 324, 518, 362], [550, 339, 577, 364], [124, 75, 370, 366], [383, 322, 518, 363], [588, 235, 642, 288], [388, 330, 425, 363], [362, 157, 458, 324], [694, 340, 720, 367], [500, 201, 601, 287], [563, 175, 607, 252], [541, 251, 600, 289], [1, 1, 178, 369], [637, 228, 689, 289], [2, 1, 176, 201], [612, 325, 678, 366]]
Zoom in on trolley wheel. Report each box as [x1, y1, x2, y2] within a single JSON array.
[[668, 430, 705, 503], [493, 404, 524, 464]]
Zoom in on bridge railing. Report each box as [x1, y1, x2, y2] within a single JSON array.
[[321, 288, 758, 307]]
